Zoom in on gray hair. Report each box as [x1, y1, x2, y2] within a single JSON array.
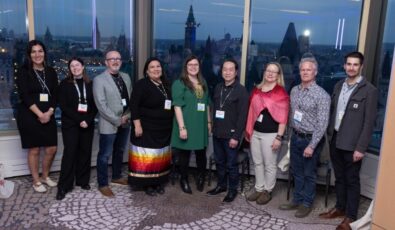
[[299, 57, 318, 70]]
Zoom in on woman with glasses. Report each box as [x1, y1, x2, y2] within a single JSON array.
[[129, 57, 173, 196], [56, 57, 97, 200], [16, 40, 58, 193], [171, 55, 211, 194], [245, 62, 289, 205]]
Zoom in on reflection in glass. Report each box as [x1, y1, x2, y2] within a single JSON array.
[[154, 0, 244, 97], [0, 0, 28, 130]]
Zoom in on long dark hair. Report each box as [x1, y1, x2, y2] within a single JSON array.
[[180, 54, 206, 92], [24, 40, 47, 71], [66, 57, 91, 83], [143, 57, 170, 90]]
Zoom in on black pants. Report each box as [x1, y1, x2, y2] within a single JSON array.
[[330, 132, 362, 220], [58, 125, 94, 191], [176, 148, 207, 178]]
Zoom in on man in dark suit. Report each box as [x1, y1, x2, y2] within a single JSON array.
[[319, 52, 378, 230], [93, 50, 132, 197]]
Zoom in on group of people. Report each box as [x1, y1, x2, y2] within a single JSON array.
[[16, 39, 376, 230]]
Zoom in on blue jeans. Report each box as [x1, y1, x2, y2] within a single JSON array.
[[290, 133, 324, 207], [97, 126, 130, 188], [213, 136, 239, 192]]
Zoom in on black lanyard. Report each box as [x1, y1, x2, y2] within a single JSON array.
[[34, 69, 51, 96]]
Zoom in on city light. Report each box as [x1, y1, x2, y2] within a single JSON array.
[[303, 29, 310, 37]]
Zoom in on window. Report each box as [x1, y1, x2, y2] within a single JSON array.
[[370, 0, 395, 153], [153, 0, 244, 97], [0, 0, 28, 130], [246, 0, 363, 93], [33, 0, 134, 81]]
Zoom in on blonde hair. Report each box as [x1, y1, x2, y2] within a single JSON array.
[[256, 62, 285, 89]]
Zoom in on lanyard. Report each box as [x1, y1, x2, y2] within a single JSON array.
[[219, 85, 234, 110], [151, 80, 168, 99], [112, 75, 125, 94], [34, 69, 51, 96], [74, 81, 87, 104]]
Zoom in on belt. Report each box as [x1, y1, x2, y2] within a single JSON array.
[[293, 129, 313, 139]]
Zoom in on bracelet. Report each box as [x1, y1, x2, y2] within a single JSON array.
[[208, 121, 212, 124], [49, 108, 54, 112], [179, 126, 186, 131], [275, 134, 283, 141]]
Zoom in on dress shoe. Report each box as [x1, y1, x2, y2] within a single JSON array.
[[80, 184, 91, 190], [145, 186, 157, 196], [206, 186, 227, 196], [110, 178, 128, 186], [180, 178, 192, 194], [156, 185, 165, 195], [295, 205, 312, 218], [40, 177, 57, 187], [98, 186, 115, 197], [196, 173, 205, 192], [256, 191, 272, 205], [223, 191, 238, 203], [56, 189, 67, 200], [336, 217, 354, 230], [319, 207, 346, 219], [246, 190, 263, 201]]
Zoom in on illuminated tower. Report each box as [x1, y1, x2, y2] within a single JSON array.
[[184, 5, 198, 52], [279, 22, 299, 65]]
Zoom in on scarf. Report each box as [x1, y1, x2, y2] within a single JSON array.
[[245, 84, 289, 141]]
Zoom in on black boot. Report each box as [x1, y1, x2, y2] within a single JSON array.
[[180, 177, 192, 194], [196, 173, 205, 192], [56, 188, 67, 200]]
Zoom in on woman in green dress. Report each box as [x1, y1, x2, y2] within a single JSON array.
[[171, 55, 211, 194]]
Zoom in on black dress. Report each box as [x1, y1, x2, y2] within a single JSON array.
[[129, 77, 174, 186], [16, 66, 58, 149], [57, 78, 97, 190]]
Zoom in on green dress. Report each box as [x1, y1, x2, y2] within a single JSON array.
[[171, 79, 209, 150]]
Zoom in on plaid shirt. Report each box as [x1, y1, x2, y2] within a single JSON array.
[[290, 81, 330, 149]]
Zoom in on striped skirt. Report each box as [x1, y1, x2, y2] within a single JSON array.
[[128, 144, 171, 186]]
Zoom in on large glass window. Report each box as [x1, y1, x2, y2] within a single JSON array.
[[246, 0, 363, 93], [33, 0, 134, 81], [0, 0, 28, 130], [153, 0, 244, 96], [370, 0, 395, 153]]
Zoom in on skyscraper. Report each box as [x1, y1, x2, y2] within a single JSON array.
[[184, 5, 198, 52], [278, 22, 299, 65]]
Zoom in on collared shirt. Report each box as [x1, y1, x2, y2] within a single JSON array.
[[110, 73, 130, 113], [290, 81, 330, 149], [335, 76, 363, 130], [212, 81, 249, 140]]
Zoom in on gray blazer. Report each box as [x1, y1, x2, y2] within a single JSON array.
[[327, 77, 378, 153], [93, 70, 132, 134]]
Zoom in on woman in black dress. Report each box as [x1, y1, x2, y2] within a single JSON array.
[[16, 40, 58, 193], [129, 57, 174, 196], [56, 57, 97, 200]]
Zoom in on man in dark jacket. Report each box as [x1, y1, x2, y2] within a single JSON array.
[[319, 51, 378, 230]]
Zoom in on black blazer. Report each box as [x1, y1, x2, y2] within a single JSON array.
[[58, 79, 97, 129], [327, 77, 378, 153]]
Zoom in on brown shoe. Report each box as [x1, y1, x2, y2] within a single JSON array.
[[319, 207, 346, 219], [256, 191, 272, 205], [336, 217, 353, 230], [246, 190, 262, 201], [111, 178, 128, 186], [98, 186, 115, 197]]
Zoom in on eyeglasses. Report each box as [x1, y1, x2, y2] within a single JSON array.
[[106, 58, 122, 62], [265, 70, 279, 74], [187, 63, 199, 67]]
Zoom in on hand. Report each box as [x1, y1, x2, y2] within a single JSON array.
[[353, 151, 365, 162], [229, 138, 239, 149], [134, 125, 143, 137], [303, 146, 314, 158], [80, 121, 88, 128], [121, 115, 129, 125], [179, 129, 188, 140], [38, 112, 50, 124], [271, 139, 282, 151]]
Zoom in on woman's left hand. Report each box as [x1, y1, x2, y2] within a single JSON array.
[[271, 138, 282, 151]]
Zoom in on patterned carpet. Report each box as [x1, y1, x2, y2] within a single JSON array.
[[0, 166, 371, 230]]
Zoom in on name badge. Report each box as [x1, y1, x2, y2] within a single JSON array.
[[215, 110, 225, 119], [257, 114, 263, 122], [39, 93, 48, 102], [337, 111, 344, 124], [293, 110, 303, 123], [78, 103, 88, 113], [122, 98, 127, 107], [164, 99, 172, 110], [197, 103, 205, 112]]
